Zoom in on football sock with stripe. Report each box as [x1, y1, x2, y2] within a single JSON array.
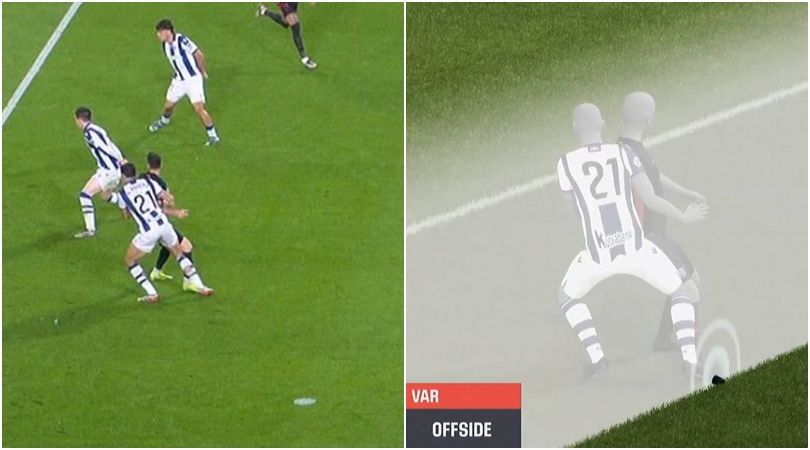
[[182, 252, 193, 281], [291, 23, 307, 58], [79, 192, 95, 232], [562, 298, 604, 364], [178, 255, 203, 287], [129, 264, 157, 296], [670, 296, 698, 364], [160, 112, 171, 125], [264, 10, 288, 28], [205, 124, 218, 138]]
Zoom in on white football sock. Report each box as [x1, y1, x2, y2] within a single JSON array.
[[563, 299, 604, 364], [129, 264, 157, 296], [671, 296, 698, 364], [178, 255, 203, 287], [79, 192, 95, 232]]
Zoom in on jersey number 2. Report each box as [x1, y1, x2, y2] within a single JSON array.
[[582, 158, 620, 199], [133, 192, 159, 214]]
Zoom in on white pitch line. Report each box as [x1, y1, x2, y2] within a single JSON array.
[[1, 2, 82, 127], [407, 81, 808, 235]]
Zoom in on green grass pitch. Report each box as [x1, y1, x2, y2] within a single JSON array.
[[3, 3, 403, 447], [574, 345, 808, 447], [406, 3, 807, 218]]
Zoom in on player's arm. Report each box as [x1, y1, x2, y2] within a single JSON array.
[[146, 178, 176, 209], [561, 191, 577, 214], [622, 144, 707, 223], [161, 188, 175, 207], [115, 145, 128, 165], [556, 158, 578, 214], [193, 50, 208, 79], [163, 206, 188, 219], [660, 173, 706, 204], [632, 173, 707, 224], [114, 193, 130, 219], [158, 190, 175, 207]]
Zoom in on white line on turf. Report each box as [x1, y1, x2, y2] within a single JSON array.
[[406, 81, 809, 235], [1, 2, 82, 127]]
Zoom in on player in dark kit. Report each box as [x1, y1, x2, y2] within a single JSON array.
[[256, 2, 318, 70], [143, 152, 197, 284], [619, 92, 708, 351]]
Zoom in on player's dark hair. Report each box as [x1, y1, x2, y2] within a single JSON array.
[[155, 19, 174, 32], [147, 152, 162, 169], [74, 106, 92, 121], [121, 162, 137, 178]]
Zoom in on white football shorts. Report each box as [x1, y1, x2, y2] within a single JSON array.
[[93, 167, 121, 191], [132, 222, 180, 253], [166, 74, 205, 104], [561, 238, 682, 299]]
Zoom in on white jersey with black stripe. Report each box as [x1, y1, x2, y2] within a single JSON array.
[[117, 177, 168, 234], [83, 122, 123, 170], [162, 33, 200, 81], [557, 142, 646, 264]]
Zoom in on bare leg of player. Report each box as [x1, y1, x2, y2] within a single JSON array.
[[192, 101, 220, 146], [285, 13, 317, 69], [75, 176, 122, 238]]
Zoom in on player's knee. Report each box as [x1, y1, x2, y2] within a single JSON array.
[[286, 14, 299, 26], [691, 268, 701, 286], [671, 279, 699, 304], [558, 286, 573, 308], [684, 278, 700, 303], [181, 238, 193, 252]]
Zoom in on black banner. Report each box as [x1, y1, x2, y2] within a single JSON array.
[[406, 409, 521, 448]]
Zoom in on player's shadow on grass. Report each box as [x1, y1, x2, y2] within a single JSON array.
[[3, 289, 206, 342], [4, 231, 75, 261], [4, 289, 138, 342]]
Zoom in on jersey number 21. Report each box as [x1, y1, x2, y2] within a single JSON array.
[[582, 158, 620, 199]]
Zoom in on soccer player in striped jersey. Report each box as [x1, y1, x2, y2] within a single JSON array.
[[619, 91, 707, 351], [256, 3, 318, 70], [141, 152, 196, 282], [117, 162, 213, 303], [73, 107, 127, 239], [557, 103, 707, 378], [148, 19, 221, 146]]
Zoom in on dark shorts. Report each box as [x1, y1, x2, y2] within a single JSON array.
[[277, 2, 298, 16], [648, 234, 695, 281]]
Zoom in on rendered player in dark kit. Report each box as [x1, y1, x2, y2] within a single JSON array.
[[619, 92, 708, 352]]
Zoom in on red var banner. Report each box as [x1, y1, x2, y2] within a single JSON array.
[[406, 383, 522, 410]]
